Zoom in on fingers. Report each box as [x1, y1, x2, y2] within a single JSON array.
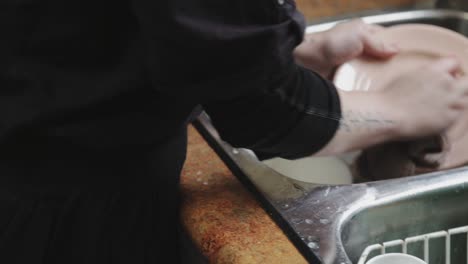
[[331, 19, 398, 60], [430, 58, 462, 75], [456, 76, 468, 96], [448, 76, 468, 109], [362, 33, 399, 58], [338, 19, 398, 58], [354, 20, 399, 58], [366, 24, 385, 34], [360, 21, 399, 59]]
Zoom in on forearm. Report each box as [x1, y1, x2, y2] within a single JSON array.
[[204, 65, 342, 160], [315, 90, 401, 156]]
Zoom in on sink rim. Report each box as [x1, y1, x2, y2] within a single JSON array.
[[305, 9, 468, 34], [336, 167, 468, 263]]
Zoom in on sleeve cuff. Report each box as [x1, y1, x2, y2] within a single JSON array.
[[255, 68, 342, 160]]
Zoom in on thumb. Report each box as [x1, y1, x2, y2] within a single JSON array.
[[362, 33, 399, 59]]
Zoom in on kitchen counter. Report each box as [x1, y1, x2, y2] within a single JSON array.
[[180, 125, 307, 263]]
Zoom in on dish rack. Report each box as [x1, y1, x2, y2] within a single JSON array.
[[358, 226, 468, 264]]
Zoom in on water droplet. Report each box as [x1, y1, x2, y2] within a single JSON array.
[[203, 181, 209, 185], [307, 242, 319, 250], [281, 204, 290, 209], [232, 149, 239, 155], [305, 219, 314, 225], [301, 237, 305, 240], [291, 218, 302, 224], [320, 219, 331, 225], [307, 236, 318, 242]]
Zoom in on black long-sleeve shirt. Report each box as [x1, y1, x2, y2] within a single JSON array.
[[0, 0, 341, 181], [0, 0, 342, 261]]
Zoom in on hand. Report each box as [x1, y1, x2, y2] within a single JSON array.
[[379, 58, 468, 139], [315, 58, 468, 156], [294, 19, 399, 78]]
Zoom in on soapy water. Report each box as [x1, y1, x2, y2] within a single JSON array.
[[307, 242, 320, 249]]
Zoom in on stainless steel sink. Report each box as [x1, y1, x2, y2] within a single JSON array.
[[342, 171, 468, 264], [195, 9, 468, 264]]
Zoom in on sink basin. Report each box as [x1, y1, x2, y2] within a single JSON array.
[[195, 9, 468, 264], [342, 172, 468, 264]]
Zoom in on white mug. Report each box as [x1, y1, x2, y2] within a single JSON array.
[[366, 253, 427, 264]]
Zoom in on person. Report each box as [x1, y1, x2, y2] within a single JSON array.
[[1, 0, 467, 263]]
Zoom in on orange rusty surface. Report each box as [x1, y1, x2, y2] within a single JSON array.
[[180, 126, 307, 264]]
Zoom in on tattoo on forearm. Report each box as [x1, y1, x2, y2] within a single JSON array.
[[304, 107, 396, 133], [339, 110, 395, 132]]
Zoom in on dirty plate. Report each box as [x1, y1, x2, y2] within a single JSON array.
[[333, 23, 468, 170]]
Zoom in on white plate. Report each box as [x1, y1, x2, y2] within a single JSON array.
[[334, 24, 468, 169], [334, 24, 468, 92]]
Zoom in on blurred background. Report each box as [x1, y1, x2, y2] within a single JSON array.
[[297, 0, 434, 21]]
